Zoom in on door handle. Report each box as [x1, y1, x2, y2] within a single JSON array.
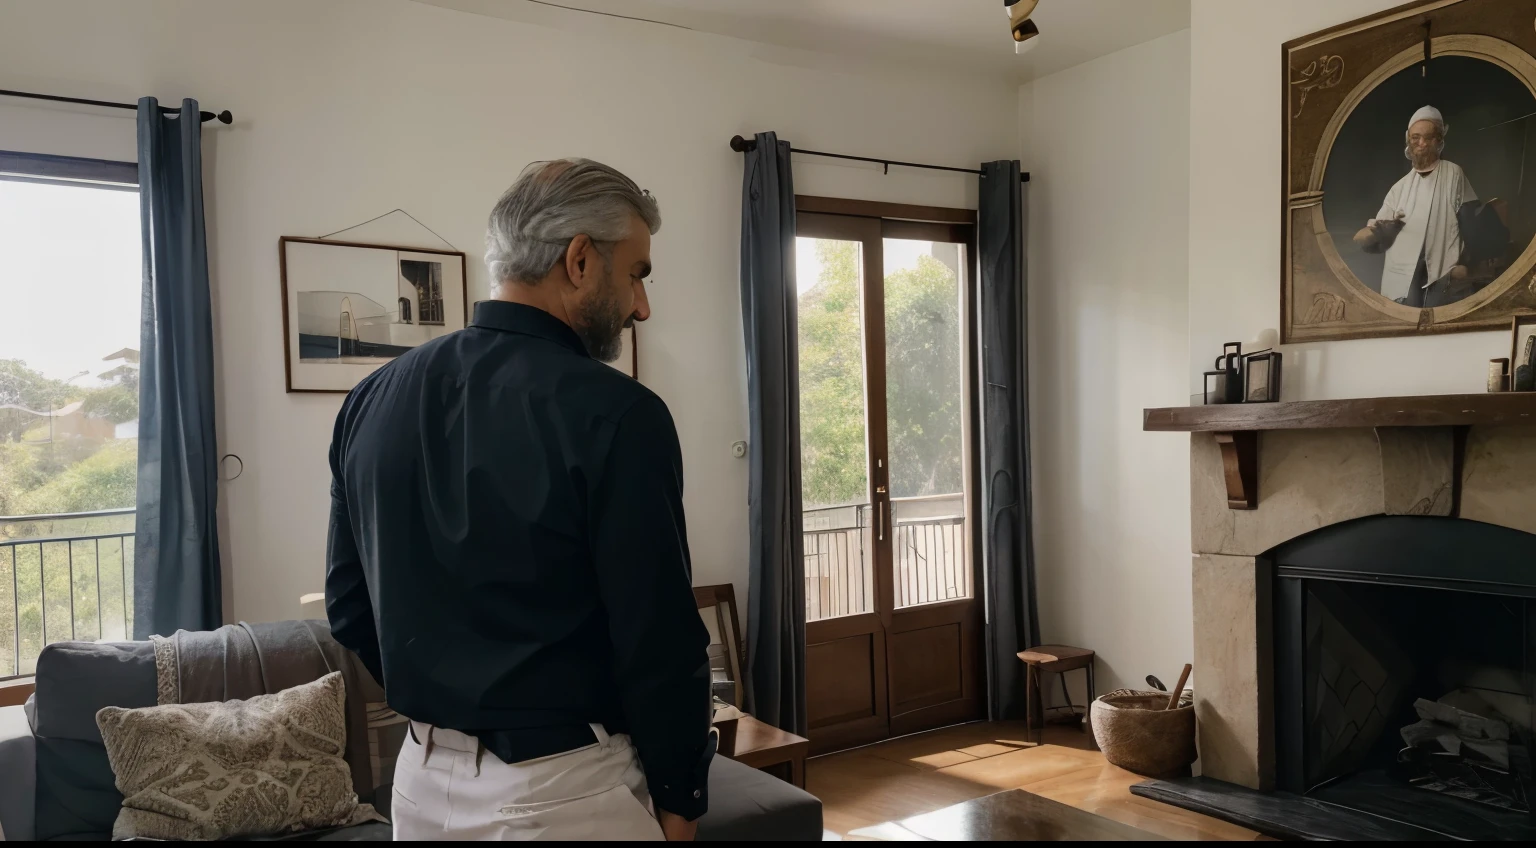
[[874, 486, 888, 540]]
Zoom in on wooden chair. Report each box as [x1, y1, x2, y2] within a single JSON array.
[[1016, 645, 1096, 743], [694, 584, 746, 708]]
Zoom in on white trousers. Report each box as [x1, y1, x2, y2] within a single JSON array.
[[391, 721, 664, 841]]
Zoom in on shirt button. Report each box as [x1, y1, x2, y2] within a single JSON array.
[[693, 790, 701, 798]]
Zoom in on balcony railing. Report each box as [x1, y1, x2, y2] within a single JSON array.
[[804, 504, 873, 622], [804, 494, 970, 622], [0, 508, 135, 680]]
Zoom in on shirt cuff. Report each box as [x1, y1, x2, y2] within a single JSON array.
[[647, 731, 717, 821]]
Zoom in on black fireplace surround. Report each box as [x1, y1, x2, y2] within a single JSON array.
[[1136, 515, 1536, 841], [1271, 515, 1536, 839]]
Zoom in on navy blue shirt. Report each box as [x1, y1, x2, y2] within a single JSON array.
[[325, 300, 713, 819]]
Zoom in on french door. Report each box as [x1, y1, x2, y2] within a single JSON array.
[[795, 197, 983, 754]]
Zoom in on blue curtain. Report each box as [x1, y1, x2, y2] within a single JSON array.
[[738, 132, 807, 735], [978, 160, 1039, 720], [133, 97, 221, 639]]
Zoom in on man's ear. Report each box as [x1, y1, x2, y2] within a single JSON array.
[[564, 234, 594, 289]]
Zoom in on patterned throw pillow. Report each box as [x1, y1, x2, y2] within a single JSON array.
[[95, 671, 381, 840]]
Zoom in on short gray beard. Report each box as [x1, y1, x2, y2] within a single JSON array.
[[573, 266, 627, 363]]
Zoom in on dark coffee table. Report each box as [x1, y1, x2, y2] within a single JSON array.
[[848, 789, 1166, 841]]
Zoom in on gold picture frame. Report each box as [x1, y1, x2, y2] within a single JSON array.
[[1283, 0, 1536, 342]]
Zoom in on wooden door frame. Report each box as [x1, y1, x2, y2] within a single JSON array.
[[875, 214, 984, 738], [797, 210, 890, 754], [796, 196, 985, 753]]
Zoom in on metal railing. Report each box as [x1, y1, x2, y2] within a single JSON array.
[[893, 514, 970, 608], [804, 495, 970, 622], [0, 510, 135, 680], [804, 506, 872, 622]]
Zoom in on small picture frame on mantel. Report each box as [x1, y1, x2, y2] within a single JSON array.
[[1243, 350, 1282, 403], [1512, 313, 1536, 392]]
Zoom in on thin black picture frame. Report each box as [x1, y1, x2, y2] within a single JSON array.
[[1243, 350, 1283, 403]]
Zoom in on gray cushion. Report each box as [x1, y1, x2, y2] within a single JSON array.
[[32, 641, 157, 742], [31, 640, 156, 840], [697, 756, 822, 841], [0, 704, 36, 841]]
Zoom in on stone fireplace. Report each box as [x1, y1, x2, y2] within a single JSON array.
[[1181, 420, 1536, 837]]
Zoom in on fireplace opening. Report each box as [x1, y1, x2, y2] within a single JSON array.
[[1272, 515, 1536, 839]]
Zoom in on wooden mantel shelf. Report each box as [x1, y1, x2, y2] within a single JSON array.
[[1143, 393, 1536, 512], [1143, 393, 1536, 433]]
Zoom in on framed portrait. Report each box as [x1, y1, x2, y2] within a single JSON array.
[[279, 237, 468, 392], [1283, 0, 1536, 342], [1513, 313, 1536, 390]]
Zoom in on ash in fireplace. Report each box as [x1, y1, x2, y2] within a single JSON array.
[[1397, 695, 1532, 812]]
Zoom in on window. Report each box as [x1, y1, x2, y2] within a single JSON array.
[[400, 258, 444, 325], [0, 151, 141, 677]]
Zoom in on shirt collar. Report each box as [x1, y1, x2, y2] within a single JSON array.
[[470, 300, 589, 358]]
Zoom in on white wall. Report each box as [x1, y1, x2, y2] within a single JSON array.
[[1019, 30, 1193, 696], [1189, 0, 1510, 400], [0, 0, 1017, 624]]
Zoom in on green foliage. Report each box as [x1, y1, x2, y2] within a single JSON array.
[[883, 255, 963, 499], [0, 359, 72, 410], [797, 241, 965, 507], [798, 241, 870, 509], [83, 383, 139, 424], [0, 441, 42, 517], [0, 359, 74, 442], [14, 439, 137, 515], [0, 351, 141, 673]]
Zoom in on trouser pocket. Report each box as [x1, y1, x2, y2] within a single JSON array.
[[497, 783, 661, 841]]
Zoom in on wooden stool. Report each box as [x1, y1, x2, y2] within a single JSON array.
[[1016, 645, 1096, 743]]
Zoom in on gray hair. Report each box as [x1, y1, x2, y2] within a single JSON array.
[[485, 158, 661, 286]]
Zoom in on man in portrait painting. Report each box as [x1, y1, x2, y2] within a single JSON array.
[[1353, 105, 1509, 308]]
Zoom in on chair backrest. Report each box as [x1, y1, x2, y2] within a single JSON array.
[[694, 584, 746, 707]]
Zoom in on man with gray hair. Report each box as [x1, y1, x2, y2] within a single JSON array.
[[326, 158, 713, 840], [1353, 105, 1478, 305]]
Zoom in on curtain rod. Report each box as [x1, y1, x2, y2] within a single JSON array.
[[729, 135, 1028, 183], [0, 89, 232, 124]]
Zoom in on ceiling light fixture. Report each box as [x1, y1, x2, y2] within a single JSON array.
[[1005, 0, 1040, 53]]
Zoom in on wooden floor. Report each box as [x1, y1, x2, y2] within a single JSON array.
[[806, 721, 1264, 841]]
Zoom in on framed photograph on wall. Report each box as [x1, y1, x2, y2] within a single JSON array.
[[1512, 312, 1536, 390], [279, 237, 468, 392], [1282, 0, 1536, 343]]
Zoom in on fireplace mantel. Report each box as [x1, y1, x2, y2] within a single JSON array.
[[1143, 393, 1536, 433], [1143, 394, 1536, 510]]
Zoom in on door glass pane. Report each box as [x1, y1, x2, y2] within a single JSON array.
[[883, 239, 971, 608], [796, 236, 874, 622]]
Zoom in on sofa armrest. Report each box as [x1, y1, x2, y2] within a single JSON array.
[[698, 756, 822, 841], [0, 703, 36, 841]]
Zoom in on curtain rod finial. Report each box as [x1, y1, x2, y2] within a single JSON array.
[[217, 110, 233, 124], [729, 134, 756, 153]]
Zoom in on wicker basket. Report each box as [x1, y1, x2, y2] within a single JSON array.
[[1090, 689, 1196, 777]]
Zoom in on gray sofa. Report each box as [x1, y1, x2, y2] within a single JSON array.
[[0, 636, 821, 841]]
